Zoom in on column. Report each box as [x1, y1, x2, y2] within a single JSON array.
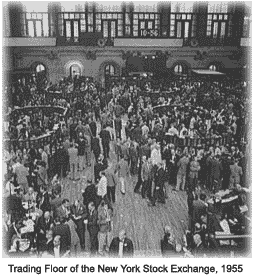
[[8, 2, 24, 37], [157, 2, 171, 37], [194, 2, 208, 43]]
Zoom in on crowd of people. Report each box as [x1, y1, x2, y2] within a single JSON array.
[[3, 72, 251, 257]]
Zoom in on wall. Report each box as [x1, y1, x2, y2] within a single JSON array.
[[6, 45, 245, 84]]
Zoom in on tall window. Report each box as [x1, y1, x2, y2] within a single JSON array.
[[133, 13, 160, 37], [170, 2, 195, 38], [207, 14, 229, 38], [207, 2, 229, 38], [170, 13, 195, 38], [96, 13, 123, 38], [105, 65, 116, 76], [243, 16, 251, 38], [24, 13, 49, 37], [174, 64, 183, 73]]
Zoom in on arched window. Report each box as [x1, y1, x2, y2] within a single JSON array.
[[36, 64, 46, 73], [105, 64, 116, 76], [209, 64, 217, 71], [174, 64, 183, 73], [70, 64, 81, 77]]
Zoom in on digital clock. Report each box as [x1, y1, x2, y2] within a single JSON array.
[[140, 29, 159, 37]]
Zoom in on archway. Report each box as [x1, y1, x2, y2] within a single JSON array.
[[171, 61, 191, 79], [30, 62, 47, 86], [64, 60, 84, 77], [70, 64, 81, 77], [98, 60, 121, 88]]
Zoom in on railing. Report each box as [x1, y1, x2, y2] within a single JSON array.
[[183, 37, 241, 47]]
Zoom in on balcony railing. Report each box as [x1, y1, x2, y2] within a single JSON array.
[[183, 37, 241, 47]]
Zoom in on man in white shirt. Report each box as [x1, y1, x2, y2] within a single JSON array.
[[167, 124, 179, 137], [97, 171, 107, 200]]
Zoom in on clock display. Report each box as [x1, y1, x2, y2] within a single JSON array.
[[140, 29, 159, 37]]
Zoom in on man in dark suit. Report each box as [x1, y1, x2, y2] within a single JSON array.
[[192, 193, 208, 232], [87, 202, 99, 256], [192, 233, 207, 257], [37, 186, 51, 213], [100, 127, 111, 159], [149, 162, 166, 206], [114, 117, 122, 140], [91, 136, 101, 163], [89, 118, 97, 138], [71, 200, 88, 250], [50, 192, 63, 218], [82, 180, 99, 208], [161, 226, 177, 257], [52, 217, 71, 253], [36, 211, 54, 251], [109, 229, 134, 258], [141, 156, 150, 199], [56, 199, 70, 221]]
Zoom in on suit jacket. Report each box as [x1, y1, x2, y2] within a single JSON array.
[[50, 197, 63, 218], [38, 192, 51, 213], [105, 168, 118, 187], [114, 118, 122, 132], [36, 216, 54, 234], [109, 237, 134, 257], [82, 185, 99, 207], [94, 162, 107, 182], [141, 162, 150, 181], [45, 239, 54, 256], [91, 137, 101, 157], [87, 209, 99, 234], [52, 223, 71, 252], [161, 234, 176, 257], [100, 129, 111, 144], [177, 156, 190, 174], [56, 205, 69, 220], [89, 121, 97, 137], [71, 203, 87, 229], [155, 167, 166, 188]]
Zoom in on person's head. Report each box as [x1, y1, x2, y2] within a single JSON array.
[[28, 187, 34, 195], [44, 211, 50, 220], [46, 230, 53, 241], [193, 234, 202, 246], [53, 235, 61, 247], [142, 156, 147, 162], [40, 186, 47, 193], [74, 199, 80, 207], [200, 193, 207, 202], [88, 202, 95, 211], [62, 199, 69, 208], [100, 171, 105, 177], [119, 230, 126, 242]]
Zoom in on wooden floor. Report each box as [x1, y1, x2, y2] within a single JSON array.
[[60, 150, 189, 256], [60, 119, 189, 256]]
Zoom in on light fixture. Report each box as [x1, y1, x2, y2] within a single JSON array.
[[152, 56, 155, 59], [145, 56, 148, 59]]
